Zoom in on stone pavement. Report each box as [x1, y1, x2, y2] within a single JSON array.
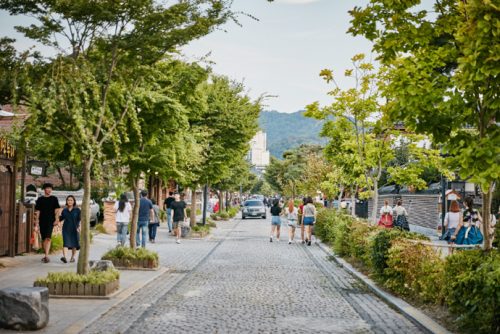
[[82, 217, 426, 334]]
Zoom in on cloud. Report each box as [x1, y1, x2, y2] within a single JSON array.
[[274, 0, 321, 4]]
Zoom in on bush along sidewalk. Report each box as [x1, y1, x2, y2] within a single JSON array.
[[101, 247, 159, 270], [190, 224, 211, 238], [210, 207, 239, 221], [34, 268, 119, 297], [315, 208, 500, 334]]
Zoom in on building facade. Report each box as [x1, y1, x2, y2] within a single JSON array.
[[247, 131, 270, 175]]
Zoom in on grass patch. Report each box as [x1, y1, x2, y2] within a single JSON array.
[[94, 224, 107, 234], [102, 246, 158, 263], [37, 234, 63, 254]]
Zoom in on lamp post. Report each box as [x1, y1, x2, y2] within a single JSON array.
[[202, 183, 208, 226]]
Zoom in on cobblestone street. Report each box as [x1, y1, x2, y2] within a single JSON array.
[[82, 217, 425, 334]]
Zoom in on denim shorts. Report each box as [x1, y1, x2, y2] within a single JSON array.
[[303, 216, 315, 225], [271, 216, 281, 225]]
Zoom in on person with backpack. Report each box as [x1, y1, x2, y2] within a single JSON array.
[[114, 193, 132, 246], [270, 199, 282, 242]]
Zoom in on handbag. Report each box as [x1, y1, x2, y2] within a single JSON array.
[[31, 230, 41, 250]]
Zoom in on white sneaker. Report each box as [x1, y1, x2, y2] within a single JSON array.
[[176, 239, 181, 244], [276, 238, 280, 242], [288, 240, 292, 244]]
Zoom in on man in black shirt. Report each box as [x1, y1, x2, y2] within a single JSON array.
[[35, 183, 61, 263], [170, 193, 187, 244], [163, 192, 174, 233]]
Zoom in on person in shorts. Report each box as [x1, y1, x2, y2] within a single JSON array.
[[35, 183, 61, 263], [170, 193, 187, 244], [270, 199, 282, 242], [301, 196, 316, 246], [286, 199, 299, 244]]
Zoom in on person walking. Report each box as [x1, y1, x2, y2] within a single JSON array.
[[170, 192, 187, 244], [137, 190, 154, 248], [378, 200, 393, 228], [302, 197, 316, 246], [114, 193, 132, 246], [163, 192, 174, 233], [299, 197, 306, 244], [452, 197, 483, 246], [59, 195, 80, 263], [149, 199, 161, 243], [393, 200, 409, 231], [35, 183, 61, 263], [443, 200, 462, 253], [286, 199, 299, 244], [270, 199, 282, 242]]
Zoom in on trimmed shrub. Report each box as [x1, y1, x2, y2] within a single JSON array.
[[444, 250, 500, 334], [102, 246, 159, 267], [384, 240, 445, 304], [37, 233, 63, 254], [35, 268, 119, 285]]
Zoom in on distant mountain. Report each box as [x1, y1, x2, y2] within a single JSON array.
[[259, 110, 326, 158]]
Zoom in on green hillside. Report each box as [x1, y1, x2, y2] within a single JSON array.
[[259, 110, 326, 158]]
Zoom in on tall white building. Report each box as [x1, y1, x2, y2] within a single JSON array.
[[248, 131, 270, 174]]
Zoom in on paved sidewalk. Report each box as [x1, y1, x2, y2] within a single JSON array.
[[0, 221, 230, 334], [82, 218, 426, 334]]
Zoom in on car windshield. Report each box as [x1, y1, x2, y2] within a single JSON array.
[[245, 201, 263, 207]]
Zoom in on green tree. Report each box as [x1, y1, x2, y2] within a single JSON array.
[[3, 0, 235, 273], [349, 0, 499, 248]]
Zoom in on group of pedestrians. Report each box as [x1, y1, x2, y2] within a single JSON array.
[[269, 197, 317, 246], [115, 191, 188, 246], [442, 197, 492, 249], [378, 199, 410, 231]]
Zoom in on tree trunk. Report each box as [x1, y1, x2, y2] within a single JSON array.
[[482, 183, 494, 251], [371, 177, 379, 225], [217, 191, 224, 212], [351, 186, 357, 217], [56, 166, 66, 188], [69, 163, 73, 190], [190, 188, 197, 227], [130, 177, 140, 249], [225, 191, 229, 211], [77, 158, 93, 275]]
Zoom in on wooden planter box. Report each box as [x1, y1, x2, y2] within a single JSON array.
[[34, 279, 119, 297], [108, 258, 158, 269]]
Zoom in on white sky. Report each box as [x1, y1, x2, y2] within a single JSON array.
[[0, 0, 373, 113]]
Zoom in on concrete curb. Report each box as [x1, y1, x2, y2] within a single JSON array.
[[315, 241, 453, 334]]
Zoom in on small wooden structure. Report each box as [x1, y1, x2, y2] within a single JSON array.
[[0, 137, 18, 256]]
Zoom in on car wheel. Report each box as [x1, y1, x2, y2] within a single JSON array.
[[90, 219, 96, 228], [242, 215, 246, 219], [263, 215, 266, 219]]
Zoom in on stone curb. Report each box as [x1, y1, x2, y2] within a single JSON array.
[[315, 241, 453, 334]]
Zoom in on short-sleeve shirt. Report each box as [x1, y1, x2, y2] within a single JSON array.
[[35, 195, 60, 224], [164, 197, 175, 209], [114, 201, 132, 223], [270, 206, 281, 216], [170, 201, 186, 222], [138, 197, 153, 222]]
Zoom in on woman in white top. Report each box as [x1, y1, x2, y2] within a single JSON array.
[[443, 200, 462, 247], [378, 200, 393, 228], [114, 194, 132, 246], [285, 199, 299, 244], [393, 200, 409, 231], [301, 197, 317, 246]]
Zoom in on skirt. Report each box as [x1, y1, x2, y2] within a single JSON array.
[[455, 225, 483, 245], [378, 214, 393, 228], [393, 215, 410, 231]]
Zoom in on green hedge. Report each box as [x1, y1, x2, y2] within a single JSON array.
[[35, 268, 119, 285], [102, 246, 159, 264], [316, 208, 500, 334]]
